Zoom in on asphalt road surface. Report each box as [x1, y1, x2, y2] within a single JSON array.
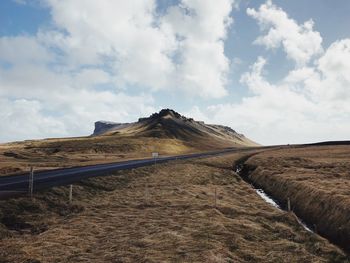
[[0, 148, 255, 199]]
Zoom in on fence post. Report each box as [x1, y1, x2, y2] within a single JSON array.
[[152, 152, 158, 170], [29, 166, 34, 199], [69, 184, 73, 204]]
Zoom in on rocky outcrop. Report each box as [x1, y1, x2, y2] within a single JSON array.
[[93, 121, 122, 136], [138, 109, 183, 122]]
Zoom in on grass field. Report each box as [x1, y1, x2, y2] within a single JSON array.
[[0, 133, 249, 177], [243, 145, 350, 253], [0, 152, 347, 262], [0, 135, 198, 176]]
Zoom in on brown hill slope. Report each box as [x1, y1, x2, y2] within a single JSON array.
[[0, 109, 258, 176], [93, 109, 258, 147]]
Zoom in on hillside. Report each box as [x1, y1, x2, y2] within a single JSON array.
[[93, 109, 258, 147], [0, 109, 258, 176]]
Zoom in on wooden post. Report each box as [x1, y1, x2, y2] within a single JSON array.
[[287, 197, 291, 212], [69, 184, 73, 204], [29, 167, 34, 199], [152, 152, 158, 170]]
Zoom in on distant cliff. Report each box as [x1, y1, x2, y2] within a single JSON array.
[[93, 121, 124, 136]]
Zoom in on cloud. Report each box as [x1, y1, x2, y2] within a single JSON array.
[[192, 37, 350, 145], [0, 91, 156, 143], [185, 1, 350, 145], [41, 0, 234, 97], [239, 56, 271, 94], [0, 98, 66, 142], [0, 0, 235, 142], [284, 39, 350, 106], [0, 36, 52, 65], [247, 0, 323, 66], [162, 0, 233, 98], [41, 0, 176, 90], [314, 39, 350, 102], [0, 35, 156, 142]]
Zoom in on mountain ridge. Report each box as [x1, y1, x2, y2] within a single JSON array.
[[93, 109, 258, 147]]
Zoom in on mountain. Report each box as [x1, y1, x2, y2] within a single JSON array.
[[0, 109, 258, 176], [93, 109, 258, 147]]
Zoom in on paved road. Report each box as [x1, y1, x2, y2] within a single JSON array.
[[0, 148, 255, 198]]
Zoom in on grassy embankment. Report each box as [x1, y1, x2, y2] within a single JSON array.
[[241, 145, 350, 253], [0, 152, 347, 262]]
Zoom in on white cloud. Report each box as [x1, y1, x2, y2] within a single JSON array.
[[41, 0, 234, 96], [0, 35, 156, 142], [0, 98, 66, 142], [0, 91, 155, 143], [72, 69, 111, 90], [314, 39, 350, 102], [0, 0, 235, 142], [55, 91, 156, 136], [185, 106, 211, 123], [0, 36, 52, 65], [247, 0, 323, 66], [186, 1, 350, 145], [284, 39, 350, 105], [193, 37, 350, 145], [162, 0, 233, 98], [239, 56, 271, 94], [41, 0, 176, 90], [0, 35, 156, 141]]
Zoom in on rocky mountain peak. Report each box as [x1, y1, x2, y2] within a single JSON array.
[[138, 109, 185, 122]]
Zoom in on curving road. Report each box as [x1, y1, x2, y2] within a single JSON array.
[[0, 148, 256, 199]]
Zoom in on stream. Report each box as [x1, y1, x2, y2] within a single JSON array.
[[235, 164, 312, 233]]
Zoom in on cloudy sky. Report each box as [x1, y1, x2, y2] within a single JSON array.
[[1, 0, 350, 145]]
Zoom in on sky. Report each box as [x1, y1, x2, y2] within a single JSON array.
[[1, 0, 350, 145]]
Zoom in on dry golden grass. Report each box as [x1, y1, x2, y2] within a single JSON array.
[[0, 129, 246, 176], [0, 152, 347, 262], [0, 135, 198, 176], [245, 145, 350, 253]]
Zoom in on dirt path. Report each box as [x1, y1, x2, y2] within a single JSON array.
[[0, 153, 348, 262]]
